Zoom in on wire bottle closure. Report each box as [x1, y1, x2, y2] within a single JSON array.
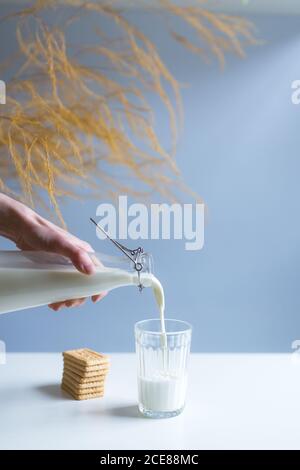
[[90, 218, 145, 291]]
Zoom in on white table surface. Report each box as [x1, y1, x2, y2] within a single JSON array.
[[0, 353, 300, 450]]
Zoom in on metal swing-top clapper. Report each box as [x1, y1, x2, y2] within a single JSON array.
[[90, 218, 149, 292]]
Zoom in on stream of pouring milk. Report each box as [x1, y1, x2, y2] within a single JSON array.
[[150, 276, 167, 348]]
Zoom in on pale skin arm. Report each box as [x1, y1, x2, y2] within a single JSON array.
[[0, 193, 106, 311]]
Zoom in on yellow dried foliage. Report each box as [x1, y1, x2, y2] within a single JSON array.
[[0, 0, 257, 224]]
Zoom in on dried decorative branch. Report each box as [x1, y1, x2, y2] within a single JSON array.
[[0, 0, 257, 224]]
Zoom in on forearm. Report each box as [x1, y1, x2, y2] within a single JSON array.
[[0, 193, 31, 242]]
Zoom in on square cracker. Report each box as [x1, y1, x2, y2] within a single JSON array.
[[63, 349, 109, 367], [63, 363, 109, 379], [61, 383, 104, 400], [63, 368, 108, 384], [63, 358, 110, 375], [62, 373, 106, 390]]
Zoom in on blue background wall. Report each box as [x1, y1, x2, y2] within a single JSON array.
[[1, 6, 300, 352]]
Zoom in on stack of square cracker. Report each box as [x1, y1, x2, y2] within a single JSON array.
[[61, 348, 110, 400]]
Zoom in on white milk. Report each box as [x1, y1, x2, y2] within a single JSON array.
[[151, 275, 167, 348], [138, 372, 186, 412], [0, 266, 165, 321]]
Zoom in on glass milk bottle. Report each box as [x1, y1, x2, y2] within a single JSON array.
[[0, 250, 153, 315]]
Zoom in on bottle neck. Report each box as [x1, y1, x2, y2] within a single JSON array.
[[91, 251, 153, 275], [91, 252, 153, 291]]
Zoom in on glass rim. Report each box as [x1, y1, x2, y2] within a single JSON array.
[[134, 318, 192, 336]]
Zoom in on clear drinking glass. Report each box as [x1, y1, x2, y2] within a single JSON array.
[[135, 319, 192, 418]]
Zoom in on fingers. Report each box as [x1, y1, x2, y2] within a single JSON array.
[[39, 218, 94, 253], [21, 216, 96, 275], [48, 302, 66, 311], [46, 220, 95, 253], [47, 235, 96, 275], [65, 298, 86, 308], [55, 229, 94, 253], [92, 292, 108, 303], [48, 297, 86, 311], [48, 292, 107, 311], [69, 247, 96, 275]]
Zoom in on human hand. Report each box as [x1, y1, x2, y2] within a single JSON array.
[[0, 193, 106, 310]]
